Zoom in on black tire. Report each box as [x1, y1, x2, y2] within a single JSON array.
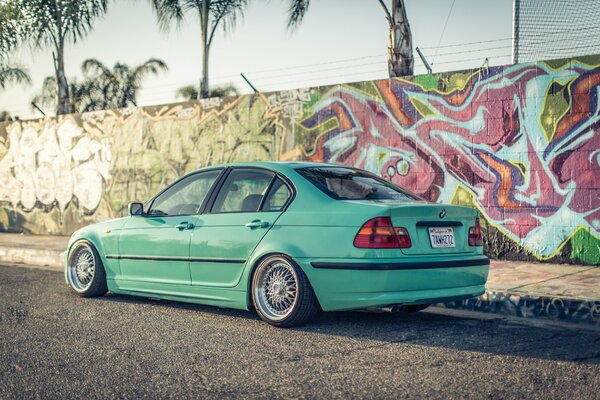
[[67, 241, 108, 298], [403, 304, 430, 313], [251, 255, 319, 327]]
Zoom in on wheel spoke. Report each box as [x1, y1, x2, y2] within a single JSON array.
[[69, 247, 95, 291], [256, 258, 299, 320]]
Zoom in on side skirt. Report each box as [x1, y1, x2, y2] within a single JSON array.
[[107, 279, 249, 311]]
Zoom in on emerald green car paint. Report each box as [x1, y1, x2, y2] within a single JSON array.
[[65, 161, 489, 313]]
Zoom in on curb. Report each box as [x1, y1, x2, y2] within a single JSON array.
[[0, 246, 64, 271], [440, 290, 600, 327]]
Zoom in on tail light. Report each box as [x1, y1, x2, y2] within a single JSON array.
[[468, 218, 483, 246], [354, 217, 412, 249]]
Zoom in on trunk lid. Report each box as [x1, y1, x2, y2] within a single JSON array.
[[389, 203, 478, 256]]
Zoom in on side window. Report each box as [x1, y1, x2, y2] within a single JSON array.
[[148, 170, 221, 216], [261, 178, 291, 211], [211, 169, 274, 213]]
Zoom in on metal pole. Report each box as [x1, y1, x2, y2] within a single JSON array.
[[240, 73, 258, 93], [512, 0, 520, 64], [31, 102, 46, 117], [415, 47, 432, 74]]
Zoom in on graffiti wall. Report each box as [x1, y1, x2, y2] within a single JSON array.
[[1, 55, 598, 265]]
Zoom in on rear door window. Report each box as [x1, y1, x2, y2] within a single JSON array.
[[297, 167, 420, 201], [211, 169, 275, 213], [261, 178, 292, 211]]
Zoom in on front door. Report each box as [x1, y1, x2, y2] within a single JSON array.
[[189, 168, 293, 287], [118, 169, 223, 285]]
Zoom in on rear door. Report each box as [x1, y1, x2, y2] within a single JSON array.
[[118, 169, 223, 285], [189, 168, 292, 287]]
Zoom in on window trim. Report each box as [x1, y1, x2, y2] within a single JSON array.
[[205, 166, 296, 215], [144, 168, 226, 218]]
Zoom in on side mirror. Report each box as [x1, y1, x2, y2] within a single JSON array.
[[128, 202, 144, 216]]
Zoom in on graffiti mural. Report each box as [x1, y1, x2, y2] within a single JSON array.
[[297, 56, 600, 265], [0, 55, 598, 264], [0, 95, 287, 234], [0, 119, 111, 213]]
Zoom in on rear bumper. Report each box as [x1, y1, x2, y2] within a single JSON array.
[[311, 257, 489, 270], [296, 256, 489, 311]]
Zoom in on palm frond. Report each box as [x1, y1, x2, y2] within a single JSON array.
[[0, 64, 31, 89], [132, 58, 169, 85], [150, 0, 186, 32], [14, 0, 109, 49], [210, 83, 239, 97], [286, 0, 310, 30], [81, 58, 112, 79], [176, 84, 198, 101], [57, 0, 109, 44], [0, 1, 21, 57], [209, 0, 249, 42], [31, 76, 58, 111]]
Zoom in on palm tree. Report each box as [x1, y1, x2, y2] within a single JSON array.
[[176, 83, 239, 101], [150, 0, 248, 99], [82, 58, 168, 109], [12, 0, 109, 115], [286, 0, 414, 77], [32, 58, 168, 114], [0, 64, 31, 90], [32, 76, 87, 115]]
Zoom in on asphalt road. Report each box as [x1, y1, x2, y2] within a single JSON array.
[[1, 264, 599, 400]]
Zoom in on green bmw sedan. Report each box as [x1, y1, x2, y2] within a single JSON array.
[[65, 162, 489, 327]]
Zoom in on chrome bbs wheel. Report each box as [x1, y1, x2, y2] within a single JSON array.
[[252, 255, 319, 327], [69, 245, 96, 292], [66, 241, 108, 298], [254, 257, 298, 321]]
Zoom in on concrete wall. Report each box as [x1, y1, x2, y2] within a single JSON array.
[[1, 55, 598, 265]]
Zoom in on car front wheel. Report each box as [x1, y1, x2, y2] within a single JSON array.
[[252, 255, 319, 327], [67, 241, 108, 297]]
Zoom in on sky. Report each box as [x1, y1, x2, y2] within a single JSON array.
[[0, 0, 513, 120]]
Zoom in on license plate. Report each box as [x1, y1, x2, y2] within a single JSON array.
[[428, 227, 455, 248]]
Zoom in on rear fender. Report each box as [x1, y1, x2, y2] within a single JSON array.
[[238, 239, 307, 309]]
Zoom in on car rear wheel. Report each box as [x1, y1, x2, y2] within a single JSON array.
[[67, 241, 108, 297], [252, 255, 319, 327]]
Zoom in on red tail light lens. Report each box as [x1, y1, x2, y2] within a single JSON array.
[[395, 227, 412, 248], [468, 218, 483, 246], [354, 217, 412, 249]]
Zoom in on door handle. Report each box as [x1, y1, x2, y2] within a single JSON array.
[[245, 220, 269, 229], [176, 222, 195, 230]]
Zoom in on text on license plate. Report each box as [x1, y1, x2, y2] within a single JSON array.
[[428, 227, 456, 248]]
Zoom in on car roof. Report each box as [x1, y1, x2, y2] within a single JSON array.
[[197, 161, 343, 174]]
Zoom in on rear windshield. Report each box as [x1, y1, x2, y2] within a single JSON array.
[[297, 167, 420, 201]]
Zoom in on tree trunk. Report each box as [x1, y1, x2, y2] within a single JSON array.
[[200, 42, 210, 98], [198, 0, 210, 99], [56, 40, 70, 115], [388, 0, 413, 77]]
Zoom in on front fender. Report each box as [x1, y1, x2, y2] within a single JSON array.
[[64, 218, 128, 284]]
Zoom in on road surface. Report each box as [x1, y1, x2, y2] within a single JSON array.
[[1, 263, 599, 399]]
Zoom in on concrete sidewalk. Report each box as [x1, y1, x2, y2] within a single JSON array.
[[0, 233, 598, 326]]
